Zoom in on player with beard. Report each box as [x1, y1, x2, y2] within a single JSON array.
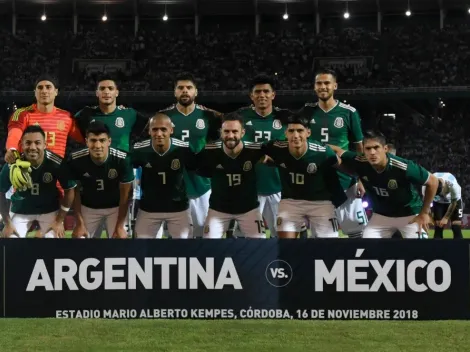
[[73, 76, 148, 238], [298, 69, 366, 238], [159, 73, 222, 238], [0, 126, 76, 238], [197, 113, 266, 238]]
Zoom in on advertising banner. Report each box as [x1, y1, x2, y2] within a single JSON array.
[[0, 239, 468, 320]]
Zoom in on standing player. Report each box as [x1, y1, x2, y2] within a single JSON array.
[[298, 69, 366, 238], [331, 131, 438, 238], [432, 172, 463, 239], [233, 75, 291, 238], [159, 73, 222, 238], [263, 114, 344, 239], [74, 76, 148, 152], [131, 113, 196, 239], [74, 76, 148, 237], [197, 113, 266, 238], [67, 122, 134, 238], [0, 126, 76, 238], [5, 75, 84, 161]]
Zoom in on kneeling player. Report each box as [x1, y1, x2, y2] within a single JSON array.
[[332, 131, 438, 238], [132, 113, 194, 239], [432, 172, 463, 239], [67, 122, 134, 239], [0, 126, 76, 238], [263, 114, 343, 239], [198, 113, 266, 239]]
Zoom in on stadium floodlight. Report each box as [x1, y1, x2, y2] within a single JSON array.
[[405, 10, 411, 16], [343, 11, 350, 19], [468, 8, 470, 14], [102, 14, 108, 21], [41, 14, 46, 21], [163, 14, 168, 21], [283, 12, 289, 20]]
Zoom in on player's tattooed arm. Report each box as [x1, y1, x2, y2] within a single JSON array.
[[443, 201, 458, 221]]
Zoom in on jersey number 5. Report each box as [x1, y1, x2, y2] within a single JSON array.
[[321, 128, 328, 142]]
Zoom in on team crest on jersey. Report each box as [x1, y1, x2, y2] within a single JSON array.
[[56, 120, 65, 131], [115, 117, 125, 128], [108, 169, 118, 179], [307, 163, 317, 174], [272, 119, 282, 130], [171, 159, 181, 170], [334, 117, 344, 128], [42, 172, 53, 183], [196, 119, 205, 129], [243, 161, 252, 172], [388, 179, 398, 189]]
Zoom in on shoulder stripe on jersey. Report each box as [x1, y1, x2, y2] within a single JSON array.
[[390, 158, 408, 168], [171, 138, 189, 147], [304, 102, 318, 108], [71, 149, 90, 159], [338, 102, 357, 112], [273, 143, 288, 148], [354, 156, 368, 162], [245, 144, 262, 149], [308, 142, 326, 149], [134, 140, 151, 149], [308, 146, 326, 153], [273, 141, 288, 145], [109, 148, 127, 159], [159, 104, 176, 112], [45, 150, 62, 165], [11, 105, 34, 121], [390, 159, 408, 170]]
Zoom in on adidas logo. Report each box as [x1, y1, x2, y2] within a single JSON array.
[[216, 164, 224, 169], [280, 163, 286, 168], [145, 162, 152, 168], [83, 172, 90, 177], [310, 118, 315, 124], [246, 121, 253, 126]]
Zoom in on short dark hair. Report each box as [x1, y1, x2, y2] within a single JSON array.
[[386, 143, 396, 152], [86, 121, 110, 137], [222, 112, 244, 127], [364, 130, 387, 146], [286, 113, 310, 128], [34, 74, 58, 89], [174, 73, 197, 88], [249, 74, 276, 92], [22, 125, 46, 139], [96, 76, 119, 90], [314, 68, 338, 81]]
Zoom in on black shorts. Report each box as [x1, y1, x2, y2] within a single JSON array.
[[433, 200, 463, 222]]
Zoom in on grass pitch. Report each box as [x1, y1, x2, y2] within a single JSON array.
[[0, 320, 470, 351]]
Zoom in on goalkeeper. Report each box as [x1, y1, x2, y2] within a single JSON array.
[[0, 126, 76, 238]]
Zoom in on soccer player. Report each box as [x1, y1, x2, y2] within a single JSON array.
[[432, 172, 463, 239], [0, 126, 76, 238], [263, 114, 343, 239], [131, 113, 197, 239], [159, 73, 222, 238], [5, 75, 84, 162], [66, 122, 134, 239], [233, 75, 291, 238], [198, 113, 266, 238], [332, 130, 438, 238], [74, 76, 148, 152], [386, 143, 397, 155], [298, 69, 366, 238]]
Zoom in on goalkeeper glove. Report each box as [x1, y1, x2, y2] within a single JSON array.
[[9, 152, 33, 191]]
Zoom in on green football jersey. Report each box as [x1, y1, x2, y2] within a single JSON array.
[[340, 151, 430, 217], [74, 106, 148, 152], [132, 138, 196, 213], [263, 140, 341, 202], [67, 147, 134, 209], [0, 150, 76, 215], [238, 106, 290, 195], [299, 101, 363, 190], [160, 104, 221, 198], [198, 141, 264, 214]]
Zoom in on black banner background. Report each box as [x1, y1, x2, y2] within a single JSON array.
[[0, 239, 469, 320]]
